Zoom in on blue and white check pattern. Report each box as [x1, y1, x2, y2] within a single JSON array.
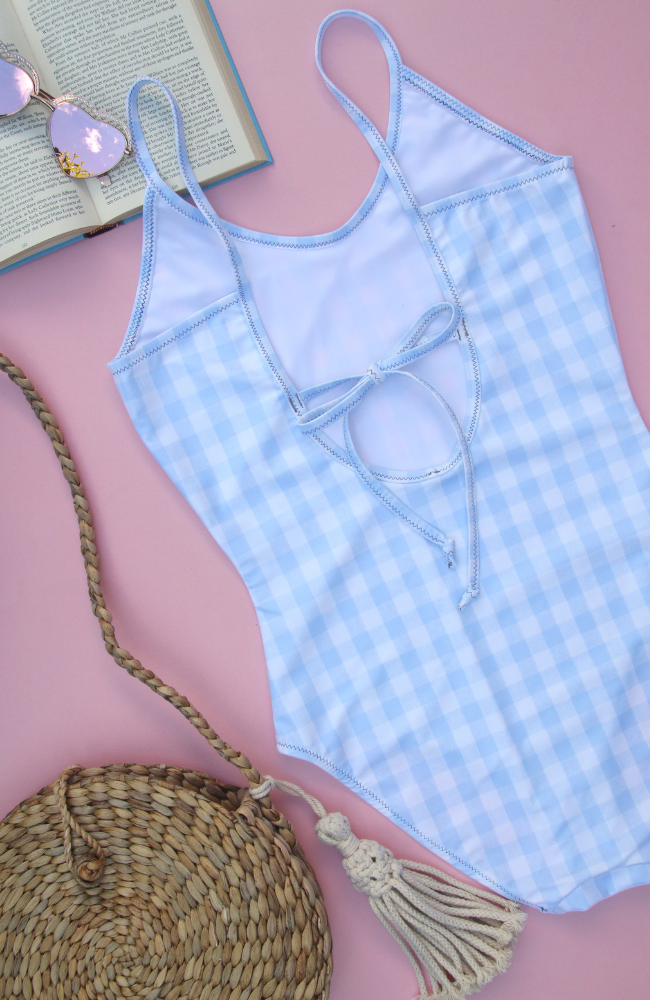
[[110, 17, 650, 913]]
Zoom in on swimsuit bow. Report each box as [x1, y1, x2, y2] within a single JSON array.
[[296, 302, 480, 611], [298, 303, 460, 431]]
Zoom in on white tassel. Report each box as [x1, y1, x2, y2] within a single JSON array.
[[250, 777, 525, 1000]]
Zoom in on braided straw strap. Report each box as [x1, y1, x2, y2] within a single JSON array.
[[0, 353, 261, 788], [57, 766, 106, 885]]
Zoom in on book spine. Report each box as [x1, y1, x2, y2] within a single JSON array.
[[201, 0, 272, 165]]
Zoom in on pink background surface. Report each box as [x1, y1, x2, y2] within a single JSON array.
[[1, 2, 650, 997]]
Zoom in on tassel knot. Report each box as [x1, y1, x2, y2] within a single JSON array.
[[315, 813, 402, 897], [314, 811, 358, 856]]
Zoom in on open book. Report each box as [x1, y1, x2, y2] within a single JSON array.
[[0, 0, 271, 272]]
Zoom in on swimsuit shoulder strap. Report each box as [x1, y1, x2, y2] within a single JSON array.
[[315, 11, 459, 305], [125, 76, 303, 414], [315, 9, 403, 156], [125, 77, 265, 324], [126, 77, 229, 236]]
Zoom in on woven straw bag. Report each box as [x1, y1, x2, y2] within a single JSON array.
[[0, 353, 525, 1000], [0, 355, 333, 1000]]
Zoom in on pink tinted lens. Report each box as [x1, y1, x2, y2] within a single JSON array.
[[0, 56, 33, 116], [49, 102, 126, 178]]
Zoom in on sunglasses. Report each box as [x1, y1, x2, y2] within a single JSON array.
[[0, 40, 132, 184]]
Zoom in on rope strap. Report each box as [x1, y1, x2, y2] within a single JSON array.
[[56, 766, 106, 884], [0, 353, 265, 810]]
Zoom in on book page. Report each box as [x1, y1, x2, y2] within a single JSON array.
[[0, 4, 99, 265], [16, 0, 260, 224]]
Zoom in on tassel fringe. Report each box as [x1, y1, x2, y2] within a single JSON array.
[[250, 777, 525, 1000]]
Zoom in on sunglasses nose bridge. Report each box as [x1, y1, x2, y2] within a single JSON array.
[[32, 89, 55, 110]]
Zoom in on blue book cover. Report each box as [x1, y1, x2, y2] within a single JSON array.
[[0, 0, 271, 275]]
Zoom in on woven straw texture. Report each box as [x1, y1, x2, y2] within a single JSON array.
[[0, 354, 333, 1000]]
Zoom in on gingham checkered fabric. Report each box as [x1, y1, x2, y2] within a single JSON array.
[[109, 12, 650, 912]]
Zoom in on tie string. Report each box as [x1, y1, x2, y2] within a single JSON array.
[[297, 302, 480, 611]]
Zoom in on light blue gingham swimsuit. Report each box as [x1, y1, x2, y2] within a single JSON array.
[[109, 11, 650, 912]]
